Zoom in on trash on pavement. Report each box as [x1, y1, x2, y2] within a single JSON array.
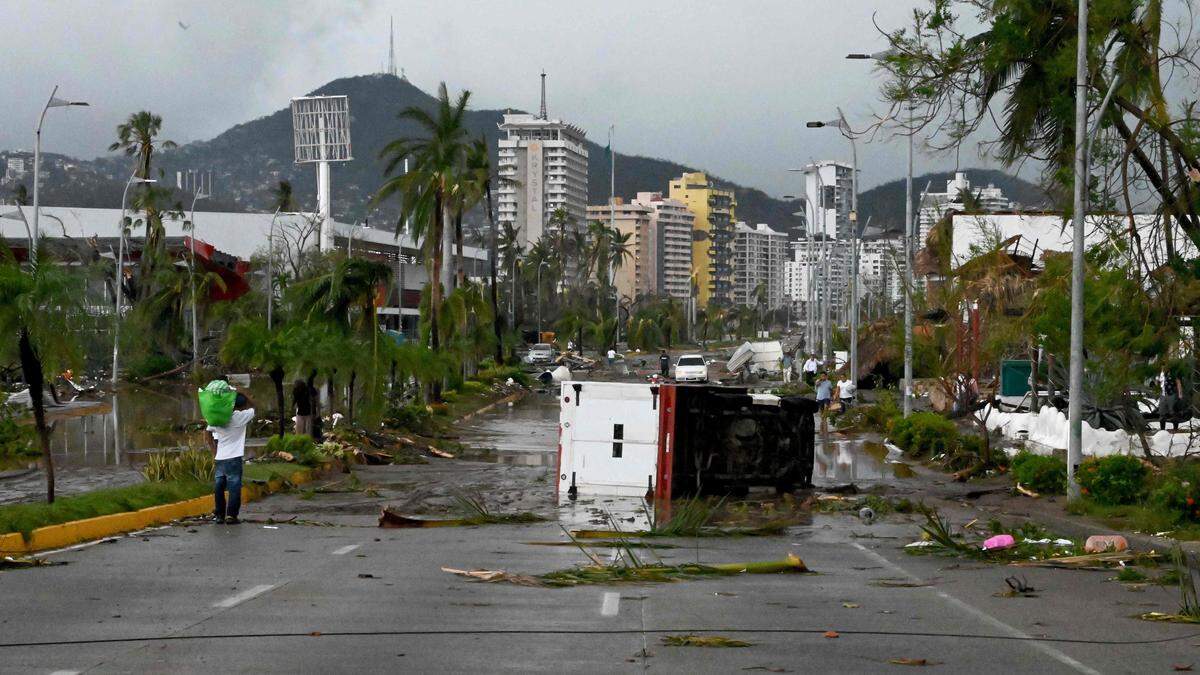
[[823, 630, 840, 639], [1084, 535, 1128, 553], [858, 507, 876, 524], [1015, 483, 1040, 498], [982, 534, 1016, 550], [888, 658, 931, 666], [660, 635, 753, 648], [904, 541, 937, 549], [378, 508, 468, 528]]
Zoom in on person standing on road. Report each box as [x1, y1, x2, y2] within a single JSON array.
[[815, 372, 833, 412], [292, 379, 313, 436], [782, 352, 794, 383], [206, 392, 255, 524], [803, 354, 819, 385], [607, 347, 616, 366], [836, 374, 857, 410], [660, 350, 670, 379], [1160, 368, 1185, 431]]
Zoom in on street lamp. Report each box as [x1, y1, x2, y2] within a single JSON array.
[[1066, 0, 1089, 499], [537, 259, 550, 334], [806, 109, 860, 382], [111, 175, 156, 388], [848, 48, 914, 417], [188, 189, 208, 373], [33, 86, 88, 268]]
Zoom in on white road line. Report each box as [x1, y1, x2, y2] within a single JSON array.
[[212, 584, 276, 609], [600, 592, 621, 617], [49, 670, 80, 675], [331, 544, 361, 556], [851, 543, 1100, 675]]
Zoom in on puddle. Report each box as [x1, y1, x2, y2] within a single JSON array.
[[813, 438, 915, 484]]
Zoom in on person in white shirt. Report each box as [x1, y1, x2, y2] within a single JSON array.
[[836, 377, 857, 409], [206, 392, 256, 524], [802, 355, 819, 385]]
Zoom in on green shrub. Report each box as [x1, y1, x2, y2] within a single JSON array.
[[441, 390, 460, 403], [460, 380, 487, 395], [1077, 455, 1148, 505], [1010, 451, 1067, 494], [384, 402, 434, 433], [476, 365, 531, 387], [264, 434, 324, 466], [126, 352, 176, 380], [835, 391, 900, 432], [142, 448, 215, 483], [1148, 461, 1200, 522], [889, 412, 958, 457], [0, 398, 34, 461]]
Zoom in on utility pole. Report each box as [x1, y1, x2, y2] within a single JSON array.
[[903, 102, 914, 417], [1066, 0, 1089, 499]]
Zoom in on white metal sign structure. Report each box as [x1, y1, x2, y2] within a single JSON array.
[[291, 95, 352, 252]]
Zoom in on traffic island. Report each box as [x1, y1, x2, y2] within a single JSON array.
[[0, 462, 330, 556]]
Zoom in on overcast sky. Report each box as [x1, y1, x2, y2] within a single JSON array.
[[1, 0, 1011, 195]]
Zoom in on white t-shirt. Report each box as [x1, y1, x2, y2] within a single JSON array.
[[803, 358, 819, 373], [838, 380, 857, 400], [207, 408, 255, 461], [607, 349, 616, 359]]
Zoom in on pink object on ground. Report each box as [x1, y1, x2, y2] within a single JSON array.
[[982, 534, 1016, 550], [1083, 535, 1128, 553]]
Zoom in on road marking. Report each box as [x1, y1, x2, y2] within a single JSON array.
[[331, 544, 361, 556], [212, 584, 276, 609], [49, 671, 80, 675], [851, 543, 1100, 675], [601, 592, 620, 617]]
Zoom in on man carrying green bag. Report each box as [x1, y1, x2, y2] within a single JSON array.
[[198, 379, 237, 427]]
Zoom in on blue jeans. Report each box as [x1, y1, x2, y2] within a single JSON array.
[[214, 457, 244, 520]]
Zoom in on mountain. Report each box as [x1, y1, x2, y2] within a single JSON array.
[[857, 169, 1052, 235], [5, 74, 1046, 241]]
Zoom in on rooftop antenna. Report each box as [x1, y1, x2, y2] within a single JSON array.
[[539, 71, 547, 119], [388, 16, 397, 77]]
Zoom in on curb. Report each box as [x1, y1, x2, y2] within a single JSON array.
[[0, 464, 329, 556]]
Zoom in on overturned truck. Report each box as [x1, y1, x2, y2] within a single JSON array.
[[557, 382, 817, 500]]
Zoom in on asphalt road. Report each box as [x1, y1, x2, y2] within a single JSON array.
[[3, 394, 1200, 673]]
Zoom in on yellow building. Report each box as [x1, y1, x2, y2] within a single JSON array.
[[668, 172, 736, 306]]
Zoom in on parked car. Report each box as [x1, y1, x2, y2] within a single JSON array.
[[673, 354, 709, 383], [524, 343, 556, 365]]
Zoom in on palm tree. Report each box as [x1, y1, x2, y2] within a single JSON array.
[[291, 255, 391, 334], [110, 111, 178, 288], [462, 136, 504, 362], [0, 249, 83, 502], [270, 180, 297, 212], [220, 320, 294, 438], [498, 221, 523, 329], [11, 184, 28, 206], [374, 83, 472, 374]]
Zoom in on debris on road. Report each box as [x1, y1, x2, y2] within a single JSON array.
[[1084, 535, 1129, 553], [441, 554, 811, 588], [0, 555, 65, 569], [982, 534, 1016, 551], [888, 657, 932, 666], [661, 634, 753, 648], [823, 630, 840, 638]]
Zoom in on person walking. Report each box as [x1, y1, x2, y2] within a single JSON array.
[[836, 374, 857, 410], [803, 354, 819, 385], [659, 350, 671, 379], [206, 392, 255, 524], [782, 351, 794, 383], [1160, 368, 1184, 431], [292, 379, 313, 436], [815, 372, 833, 412]]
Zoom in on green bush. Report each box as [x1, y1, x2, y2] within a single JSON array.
[[837, 390, 900, 432], [126, 352, 176, 380], [1148, 461, 1200, 522], [142, 448, 215, 483], [889, 412, 958, 457], [477, 365, 531, 387], [1010, 451, 1067, 494], [460, 380, 488, 395], [1077, 455, 1147, 505], [0, 398, 35, 461], [264, 433, 324, 466], [384, 402, 434, 433]]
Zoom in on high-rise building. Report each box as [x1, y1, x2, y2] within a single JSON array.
[[917, 172, 1012, 247], [732, 222, 787, 309], [858, 238, 905, 315], [496, 75, 589, 249], [632, 192, 694, 300], [803, 161, 853, 240], [586, 198, 653, 302], [4, 156, 28, 184], [783, 238, 851, 329], [668, 172, 736, 306]]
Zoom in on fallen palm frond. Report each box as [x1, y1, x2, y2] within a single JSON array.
[[570, 521, 790, 539], [453, 494, 545, 525], [908, 505, 1094, 564], [0, 555, 65, 570], [442, 554, 810, 588], [521, 540, 677, 549], [1139, 611, 1200, 624], [1010, 551, 1157, 569], [661, 634, 754, 648]]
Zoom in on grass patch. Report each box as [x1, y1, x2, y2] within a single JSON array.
[[0, 481, 209, 538], [1065, 498, 1200, 540], [453, 494, 545, 525], [245, 462, 312, 483], [648, 496, 793, 537], [1116, 567, 1148, 583]]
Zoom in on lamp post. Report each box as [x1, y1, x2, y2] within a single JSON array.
[[188, 190, 208, 373], [806, 110, 860, 381], [1066, 0, 1089, 499], [537, 260, 549, 334], [848, 49, 913, 416], [112, 175, 156, 388], [33, 86, 88, 268]]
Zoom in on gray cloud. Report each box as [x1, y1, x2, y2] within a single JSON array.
[[1, 0, 1015, 197]]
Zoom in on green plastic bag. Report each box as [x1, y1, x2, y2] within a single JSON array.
[[198, 380, 236, 427]]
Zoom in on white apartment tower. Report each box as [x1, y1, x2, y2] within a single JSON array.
[[633, 192, 694, 300], [496, 73, 589, 249], [917, 172, 1013, 247], [732, 222, 788, 309]]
